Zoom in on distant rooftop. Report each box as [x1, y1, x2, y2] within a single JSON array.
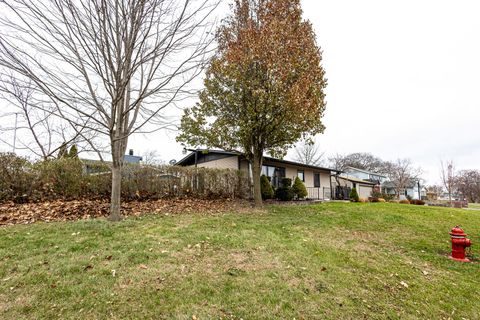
[[344, 166, 387, 177], [124, 149, 142, 164]]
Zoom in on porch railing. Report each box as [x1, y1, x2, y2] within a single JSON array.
[[306, 187, 331, 200]]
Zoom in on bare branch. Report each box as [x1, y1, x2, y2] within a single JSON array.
[[0, 0, 219, 218]]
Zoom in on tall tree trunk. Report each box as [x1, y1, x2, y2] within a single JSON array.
[[252, 152, 263, 207], [109, 137, 126, 221], [110, 163, 122, 221]]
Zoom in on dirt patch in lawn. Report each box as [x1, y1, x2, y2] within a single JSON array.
[[0, 198, 251, 226]]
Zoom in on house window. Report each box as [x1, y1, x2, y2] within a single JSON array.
[[314, 173, 320, 188], [262, 165, 285, 188], [297, 170, 305, 182]]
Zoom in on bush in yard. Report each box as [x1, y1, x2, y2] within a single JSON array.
[[381, 193, 395, 201], [275, 178, 294, 201], [260, 175, 274, 200], [283, 178, 292, 188], [349, 188, 359, 202], [410, 199, 425, 205], [292, 177, 308, 199], [34, 158, 85, 199], [371, 190, 382, 198], [0, 152, 251, 203], [0, 153, 33, 203]]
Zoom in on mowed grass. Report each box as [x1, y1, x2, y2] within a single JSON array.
[[469, 203, 480, 209], [1, 203, 479, 319]]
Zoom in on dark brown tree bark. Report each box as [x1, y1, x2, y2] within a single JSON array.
[[252, 151, 263, 207]]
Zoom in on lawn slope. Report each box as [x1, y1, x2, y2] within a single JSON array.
[[1, 203, 479, 319]]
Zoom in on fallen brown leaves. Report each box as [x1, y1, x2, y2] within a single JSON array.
[[0, 198, 250, 226]]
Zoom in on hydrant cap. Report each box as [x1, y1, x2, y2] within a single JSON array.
[[450, 225, 467, 237]]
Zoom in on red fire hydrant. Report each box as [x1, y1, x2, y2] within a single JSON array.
[[449, 226, 472, 262]]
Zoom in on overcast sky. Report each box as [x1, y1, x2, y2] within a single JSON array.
[[2, 0, 479, 184], [299, 0, 480, 184], [131, 0, 480, 184]]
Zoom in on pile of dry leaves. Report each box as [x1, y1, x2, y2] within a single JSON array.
[[0, 198, 250, 226]]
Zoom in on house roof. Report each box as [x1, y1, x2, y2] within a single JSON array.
[[176, 149, 340, 173], [345, 166, 387, 178], [262, 155, 339, 173], [337, 175, 377, 185], [81, 155, 143, 165], [382, 180, 418, 189], [124, 154, 143, 163], [175, 149, 241, 166]]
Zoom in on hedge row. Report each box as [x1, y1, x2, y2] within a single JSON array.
[[0, 153, 250, 203]]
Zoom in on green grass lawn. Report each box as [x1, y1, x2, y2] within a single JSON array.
[[469, 203, 480, 209], [1, 203, 479, 319]]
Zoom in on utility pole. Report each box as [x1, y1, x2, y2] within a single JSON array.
[[418, 180, 421, 200], [12, 112, 18, 153]]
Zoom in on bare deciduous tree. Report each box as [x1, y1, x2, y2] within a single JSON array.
[[142, 149, 164, 166], [328, 152, 389, 173], [293, 140, 325, 167], [384, 158, 422, 199], [0, 76, 104, 159], [456, 170, 480, 203], [440, 160, 456, 204], [0, 0, 218, 220]]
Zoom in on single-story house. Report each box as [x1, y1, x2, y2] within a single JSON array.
[[176, 149, 338, 200]]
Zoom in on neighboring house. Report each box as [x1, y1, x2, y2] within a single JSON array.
[[382, 180, 423, 200], [83, 149, 143, 174], [341, 166, 427, 200], [124, 149, 143, 164], [176, 149, 338, 200], [438, 192, 464, 201], [342, 166, 387, 184], [331, 174, 377, 200], [328, 166, 384, 200]]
